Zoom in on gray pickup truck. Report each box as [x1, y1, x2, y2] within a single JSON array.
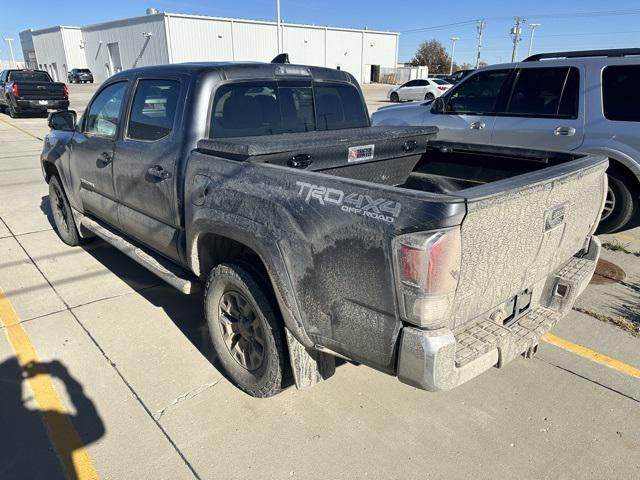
[[41, 61, 606, 397]]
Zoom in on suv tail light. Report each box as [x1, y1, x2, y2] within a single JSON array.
[[11, 84, 19, 97], [63, 84, 69, 98], [392, 227, 461, 328]]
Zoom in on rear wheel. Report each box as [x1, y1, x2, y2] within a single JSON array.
[[390, 92, 399, 103], [597, 170, 638, 233], [424, 92, 435, 101], [204, 261, 287, 397], [49, 176, 82, 246], [8, 105, 18, 118]]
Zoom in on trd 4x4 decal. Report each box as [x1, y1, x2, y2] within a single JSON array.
[[295, 181, 402, 223]]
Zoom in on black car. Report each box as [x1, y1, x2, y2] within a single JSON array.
[[67, 68, 93, 83]]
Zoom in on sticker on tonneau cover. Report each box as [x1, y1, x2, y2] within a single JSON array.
[[348, 144, 375, 163]]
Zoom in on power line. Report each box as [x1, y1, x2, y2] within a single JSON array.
[[400, 8, 640, 34]]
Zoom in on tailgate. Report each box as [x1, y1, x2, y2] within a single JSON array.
[[450, 154, 607, 328], [18, 82, 66, 100]]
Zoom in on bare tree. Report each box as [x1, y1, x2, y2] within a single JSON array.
[[411, 39, 451, 73]]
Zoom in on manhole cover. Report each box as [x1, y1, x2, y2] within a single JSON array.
[[590, 258, 626, 285]]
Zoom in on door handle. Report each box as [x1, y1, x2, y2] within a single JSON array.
[[147, 165, 171, 180], [97, 151, 112, 167], [554, 126, 576, 136], [470, 122, 485, 130]]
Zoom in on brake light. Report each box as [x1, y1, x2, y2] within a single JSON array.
[[11, 84, 19, 97], [393, 227, 461, 328], [63, 85, 69, 98], [437, 86, 448, 91]]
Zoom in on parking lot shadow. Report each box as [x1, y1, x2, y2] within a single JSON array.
[[0, 357, 105, 480]]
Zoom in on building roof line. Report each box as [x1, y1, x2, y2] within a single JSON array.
[[31, 11, 398, 37], [30, 25, 82, 35]]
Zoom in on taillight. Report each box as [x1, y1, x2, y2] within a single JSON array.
[[63, 85, 69, 98], [11, 84, 19, 97], [392, 227, 461, 328], [437, 86, 448, 91]]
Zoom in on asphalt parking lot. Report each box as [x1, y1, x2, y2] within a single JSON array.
[[1, 82, 639, 480]]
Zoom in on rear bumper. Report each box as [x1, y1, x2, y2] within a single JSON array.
[[14, 99, 69, 111], [397, 236, 600, 392]]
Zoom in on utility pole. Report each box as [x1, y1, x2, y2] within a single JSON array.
[[475, 19, 485, 69], [527, 23, 541, 57], [449, 36, 459, 75], [276, 0, 282, 53], [510, 17, 526, 62], [4, 38, 15, 68]]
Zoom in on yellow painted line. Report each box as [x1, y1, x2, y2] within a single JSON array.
[[0, 288, 99, 480], [0, 116, 43, 141], [543, 332, 640, 379]]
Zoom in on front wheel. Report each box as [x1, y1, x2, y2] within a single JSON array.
[[49, 176, 82, 246], [204, 261, 287, 397], [424, 92, 435, 101], [597, 170, 638, 233]]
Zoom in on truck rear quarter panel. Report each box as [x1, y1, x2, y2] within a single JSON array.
[[185, 153, 465, 371]]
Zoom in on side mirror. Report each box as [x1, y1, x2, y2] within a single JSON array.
[[48, 110, 77, 132], [431, 96, 445, 112]]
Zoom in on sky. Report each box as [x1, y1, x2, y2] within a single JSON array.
[[2, 0, 640, 66]]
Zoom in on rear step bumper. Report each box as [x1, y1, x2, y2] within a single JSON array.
[[397, 236, 600, 392]]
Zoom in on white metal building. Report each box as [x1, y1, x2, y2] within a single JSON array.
[[24, 11, 399, 84]]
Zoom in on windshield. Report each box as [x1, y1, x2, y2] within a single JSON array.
[[8, 71, 52, 82]]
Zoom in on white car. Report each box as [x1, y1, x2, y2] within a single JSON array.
[[387, 78, 451, 102]]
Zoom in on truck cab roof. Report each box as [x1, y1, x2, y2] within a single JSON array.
[[109, 61, 358, 85]]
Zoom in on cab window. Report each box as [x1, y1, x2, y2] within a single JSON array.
[[85, 82, 128, 139], [127, 79, 180, 141]]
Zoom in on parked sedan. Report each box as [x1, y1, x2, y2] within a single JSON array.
[[388, 78, 451, 102], [67, 68, 94, 83]]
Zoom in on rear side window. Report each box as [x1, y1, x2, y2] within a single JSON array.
[[8, 71, 52, 82], [602, 65, 640, 122], [444, 69, 511, 114], [127, 79, 180, 141], [315, 84, 368, 131], [506, 67, 579, 118]]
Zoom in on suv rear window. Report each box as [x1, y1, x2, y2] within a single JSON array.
[[209, 82, 367, 138], [602, 65, 640, 122], [8, 71, 51, 82], [506, 67, 579, 118]]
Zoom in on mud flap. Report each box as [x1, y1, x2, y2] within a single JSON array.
[[285, 328, 336, 389]]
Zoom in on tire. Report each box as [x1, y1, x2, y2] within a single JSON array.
[[596, 170, 638, 234], [204, 261, 287, 397], [8, 105, 18, 118], [40, 111, 49, 118], [390, 92, 399, 103], [49, 176, 82, 246], [424, 92, 435, 101]]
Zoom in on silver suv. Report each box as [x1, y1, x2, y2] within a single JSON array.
[[372, 49, 640, 233]]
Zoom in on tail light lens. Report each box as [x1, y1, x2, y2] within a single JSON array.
[[437, 86, 448, 91], [63, 85, 69, 98], [392, 227, 461, 328], [11, 84, 19, 97]]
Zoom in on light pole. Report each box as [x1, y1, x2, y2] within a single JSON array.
[[276, 0, 282, 53], [449, 36, 459, 75], [528, 23, 541, 57], [4, 38, 15, 68]]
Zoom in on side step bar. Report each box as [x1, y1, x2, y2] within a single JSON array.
[[80, 216, 199, 294]]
